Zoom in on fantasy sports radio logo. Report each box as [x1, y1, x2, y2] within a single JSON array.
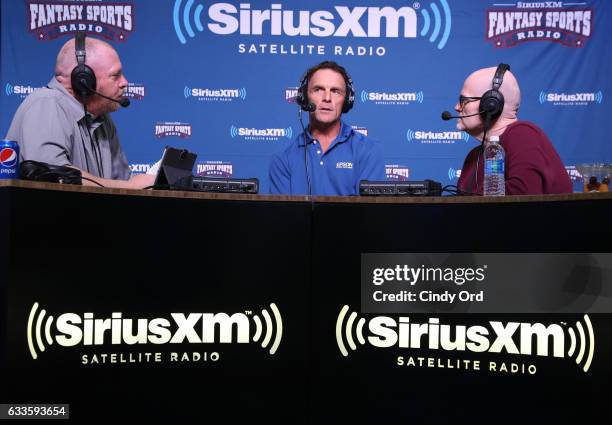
[[539, 90, 603, 106], [230, 125, 293, 141], [184, 86, 247, 102], [386, 165, 410, 181], [196, 161, 234, 178], [5, 83, 43, 99], [336, 306, 596, 374], [285, 87, 299, 103], [173, 1, 452, 54], [124, 83, 145, 100], [448, 167, 461, 181], [26, 302, 283, 362], [0, 147, 19, 170], [361, 90, 424, 106], [406, 129, 468, 145], [155, 122, 192, 138], [565, 165, 583, 183], [27, 1, 134, 41], [486, 2, 593, 48]]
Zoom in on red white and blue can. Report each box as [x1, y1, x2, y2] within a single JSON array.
[[0, 140, 19, 179]]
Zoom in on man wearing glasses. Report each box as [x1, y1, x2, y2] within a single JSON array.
[[453, 66, 571, 195]]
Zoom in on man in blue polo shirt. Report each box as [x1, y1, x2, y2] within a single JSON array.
[[269, 61, 385, 195]]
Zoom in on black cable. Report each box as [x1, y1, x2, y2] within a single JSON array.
[[82, 103, 104, 178], [298, 108, 312, 197], [81, 176, 105, 187]]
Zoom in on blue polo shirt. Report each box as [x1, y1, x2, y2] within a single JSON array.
[[269, 121, 386, 195]]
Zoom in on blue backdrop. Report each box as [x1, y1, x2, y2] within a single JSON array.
[[2, 0, 610, 192]]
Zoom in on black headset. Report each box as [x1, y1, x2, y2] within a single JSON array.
[[20, 160, 82, 185], [296, 62, 355, 113], [70, 32, 96, 102], [479, 63, 510, 122]]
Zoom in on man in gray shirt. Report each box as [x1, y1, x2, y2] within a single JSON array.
[[5, 36, 154, 188]]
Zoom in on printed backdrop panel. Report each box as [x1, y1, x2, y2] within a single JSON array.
[[1, 0, 609, 193]]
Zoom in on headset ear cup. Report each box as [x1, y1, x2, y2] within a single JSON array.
[[342, 80, 355, 113], [70, 65, 97, 99], [479, 89, 505, 120]]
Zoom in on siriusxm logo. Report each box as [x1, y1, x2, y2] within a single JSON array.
[[539, 91, 603, 105], [196, 161, 233, 177], [173, 1, 452, 49], [336, 306, 595, 373], [27, 302, 283, 360], [386, 165, 410, 181], [407, 129, 468, 144], [184, 86, 247, 101], [124, 83, 145, 100], [230, 125, 293, 140], [5, 83, 43, 98], [361, 90, 423, 105], [448, 167, 462, 181], [129, 163, 153, 174], [27, 2, 134, 41], [155, 122, 192, 138]]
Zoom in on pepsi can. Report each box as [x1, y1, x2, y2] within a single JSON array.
[[0, 140, 19, 179]]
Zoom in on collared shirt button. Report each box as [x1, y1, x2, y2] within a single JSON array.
[[320, 161, 324, 166], [317, 150, 321, 154]]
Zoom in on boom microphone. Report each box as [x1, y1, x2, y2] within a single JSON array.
[[441, 110, 482, 120], [303, 103, 316, 112], [80, 79, 130, 107]]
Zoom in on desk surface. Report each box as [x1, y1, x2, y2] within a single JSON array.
[[2, 178, 610, 204]]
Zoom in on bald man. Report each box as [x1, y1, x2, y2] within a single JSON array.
[[5, 36, 154, 188], [454, 65, 571, 195]]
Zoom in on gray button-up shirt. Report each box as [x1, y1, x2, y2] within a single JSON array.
[[5, 77, 130, 179]]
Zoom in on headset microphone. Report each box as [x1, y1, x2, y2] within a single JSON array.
[[79, 79, 130, 107], [441, 110, 483, 120], [303, 103, 316, 112]]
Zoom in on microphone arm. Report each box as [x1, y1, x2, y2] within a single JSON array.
[[441, 110, 483, 120], [80, 79, 130, 107]]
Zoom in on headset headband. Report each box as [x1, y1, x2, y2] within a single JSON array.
[[492, 63, 510, 90]]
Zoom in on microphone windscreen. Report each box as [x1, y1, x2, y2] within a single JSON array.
[[441, 111, 453, 121], [304, 103, 316, 112], [119, 97, 131, 108]]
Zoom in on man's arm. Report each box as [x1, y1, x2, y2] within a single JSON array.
[[9, 96, 74, 166], [355, 139, 386, 193], [78, 169, 156, 189], [269, 152, 291, 194]]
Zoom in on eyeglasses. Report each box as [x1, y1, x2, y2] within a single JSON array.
[[459, 95, 482, 108]]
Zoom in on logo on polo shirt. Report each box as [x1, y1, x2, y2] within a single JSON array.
[[336, 161, 353, 169]]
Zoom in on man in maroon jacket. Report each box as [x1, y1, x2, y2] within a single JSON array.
[[454, 65, 572, 195]]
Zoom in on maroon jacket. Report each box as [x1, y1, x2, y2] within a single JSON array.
[[457, 121, 573, 195]]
